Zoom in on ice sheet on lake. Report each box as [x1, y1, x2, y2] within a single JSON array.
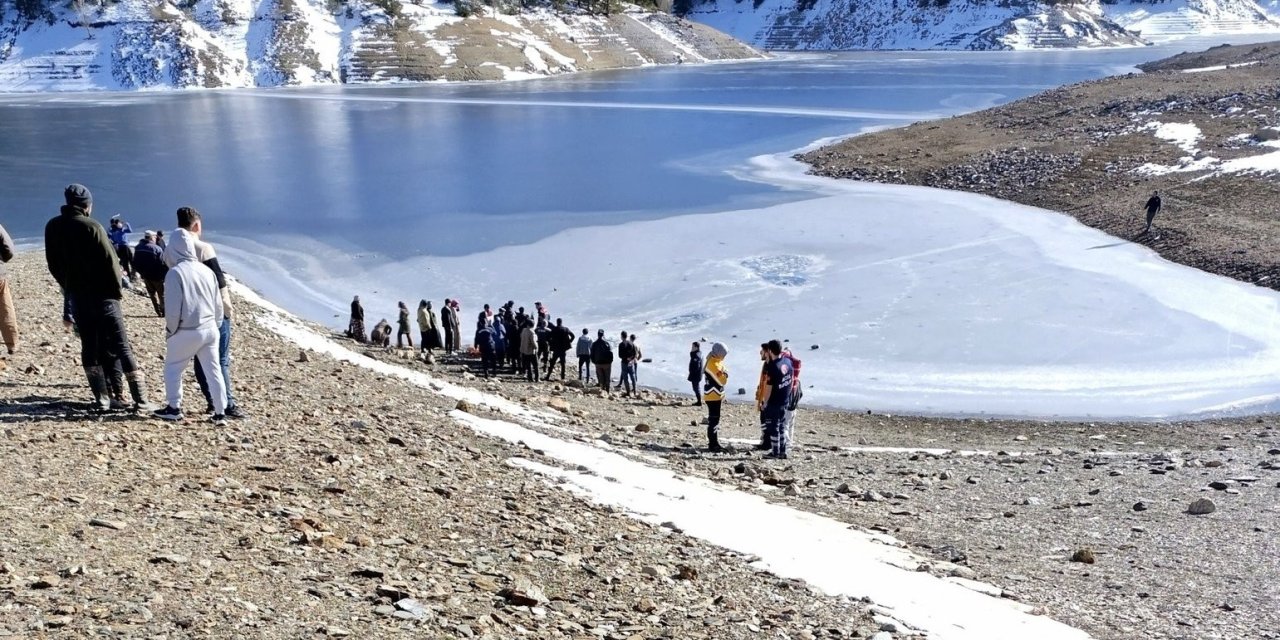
[[219, 150, 1280, 420]]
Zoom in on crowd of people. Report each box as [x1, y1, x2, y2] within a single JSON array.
[[345, 296, 805, 459], [20, 184, 249, 426], [1, 184, 804, 456]]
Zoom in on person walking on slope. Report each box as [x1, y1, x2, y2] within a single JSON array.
[[590, 329, 613, 392], [519, 319, 540, 383], [153, 230, 228, 426], [687, 341, 704, 406], [45, 184, 154, 412], [760, 340, 794, 460], [544, 318, 574, 381], [617, 331, 638, 396], [172, 209, 246, 419], [107, 215, 135, 288], [0, 222, 18, 355], [1143, 191, 1162, 235], [131, 231, 168, 316], [418, 300, 442, 354], [349, 296, 366, 343], [396, 301, 413, 349], [576, 328, 593, 383], [440, 299, 457, 355], [702, 342, 728, 453]]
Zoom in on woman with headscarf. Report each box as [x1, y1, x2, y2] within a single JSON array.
[[702, 342, 728, 453], [396, 301, 413, 349], [349, 296, 366, 343]]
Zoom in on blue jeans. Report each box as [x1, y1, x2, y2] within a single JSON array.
[[621, 361, 637, 393], [195, 317, 236, 408]]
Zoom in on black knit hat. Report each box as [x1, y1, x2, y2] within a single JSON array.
[[64, 184, 92, 208]]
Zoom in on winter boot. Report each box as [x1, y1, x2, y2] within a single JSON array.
[[706, 427, 723, 453], [107, 367, 129, 411], [84, 366, 111, 412], [126, 370, 158, 412]]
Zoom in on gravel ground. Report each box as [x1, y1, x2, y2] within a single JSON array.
[[370, 344, 1280, 640], [799, 40, 1280, 290], [0, 252, 878, 639]]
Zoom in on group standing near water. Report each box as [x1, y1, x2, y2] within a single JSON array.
[[344, 295, 805, 458], [4, 184, 250, 426]]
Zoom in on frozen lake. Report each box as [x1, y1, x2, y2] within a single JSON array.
[[3, 41, 1279, 419]]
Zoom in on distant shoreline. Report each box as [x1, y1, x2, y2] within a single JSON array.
[[799, 40, 1280, 291]]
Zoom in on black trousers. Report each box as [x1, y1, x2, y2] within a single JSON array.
[[522, 354, 539, 381], [73, 297, 138, 374], [545, 350, 567, 379], [578, 355, 592, 380], [706, 400, 722, 446]]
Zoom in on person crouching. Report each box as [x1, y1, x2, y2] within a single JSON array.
[[152, 231, 228, 426]]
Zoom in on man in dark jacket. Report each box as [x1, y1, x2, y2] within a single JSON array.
[[590, 329, 613, 392], [616, 330, 637, 397], [132, 231, 168, 316], [45, 184, 153, 411], [543, 318, 575, 381], [1143, 191, 1162, 235], [475, 321, 496, 377], [440, 299, 456, 356]]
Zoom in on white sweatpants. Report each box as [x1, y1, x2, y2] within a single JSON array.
[[165, 324, 226, 414]]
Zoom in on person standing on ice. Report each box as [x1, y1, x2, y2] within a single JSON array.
[[152, 230, 227, 426], [591, 329, 613, 392], [687, 341, 704, 406], [576, 328, 593, 383], [45, 184, 154, 412], [349, 296, 366, 343], [1142, 191, 1162, 235], [760, 340, 794, 460], [440, 299, 456, 355], [396, 301, 413, 349], [702, 342, 728, 453], [519, 319, 540, 382]]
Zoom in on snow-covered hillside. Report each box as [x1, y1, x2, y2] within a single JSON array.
[[0, 0, 761, 91], [683, 0, 1280, 50]]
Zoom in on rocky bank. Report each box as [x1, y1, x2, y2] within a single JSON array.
[[801, 40, 1280, 291]]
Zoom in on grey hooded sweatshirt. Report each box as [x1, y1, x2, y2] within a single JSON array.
[[163, 230, 223, 338]]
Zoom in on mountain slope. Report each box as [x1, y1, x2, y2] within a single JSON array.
[[682, 0, 1280, 50], [0, 0, 761, 91]]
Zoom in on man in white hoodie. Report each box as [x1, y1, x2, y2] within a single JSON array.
[[153, 222, 228, 426]]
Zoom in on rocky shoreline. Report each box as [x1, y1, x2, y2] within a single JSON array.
[[800, 40, 1280, 291], [4, 237, 1279, 640], [0, 253, 876, 638]]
